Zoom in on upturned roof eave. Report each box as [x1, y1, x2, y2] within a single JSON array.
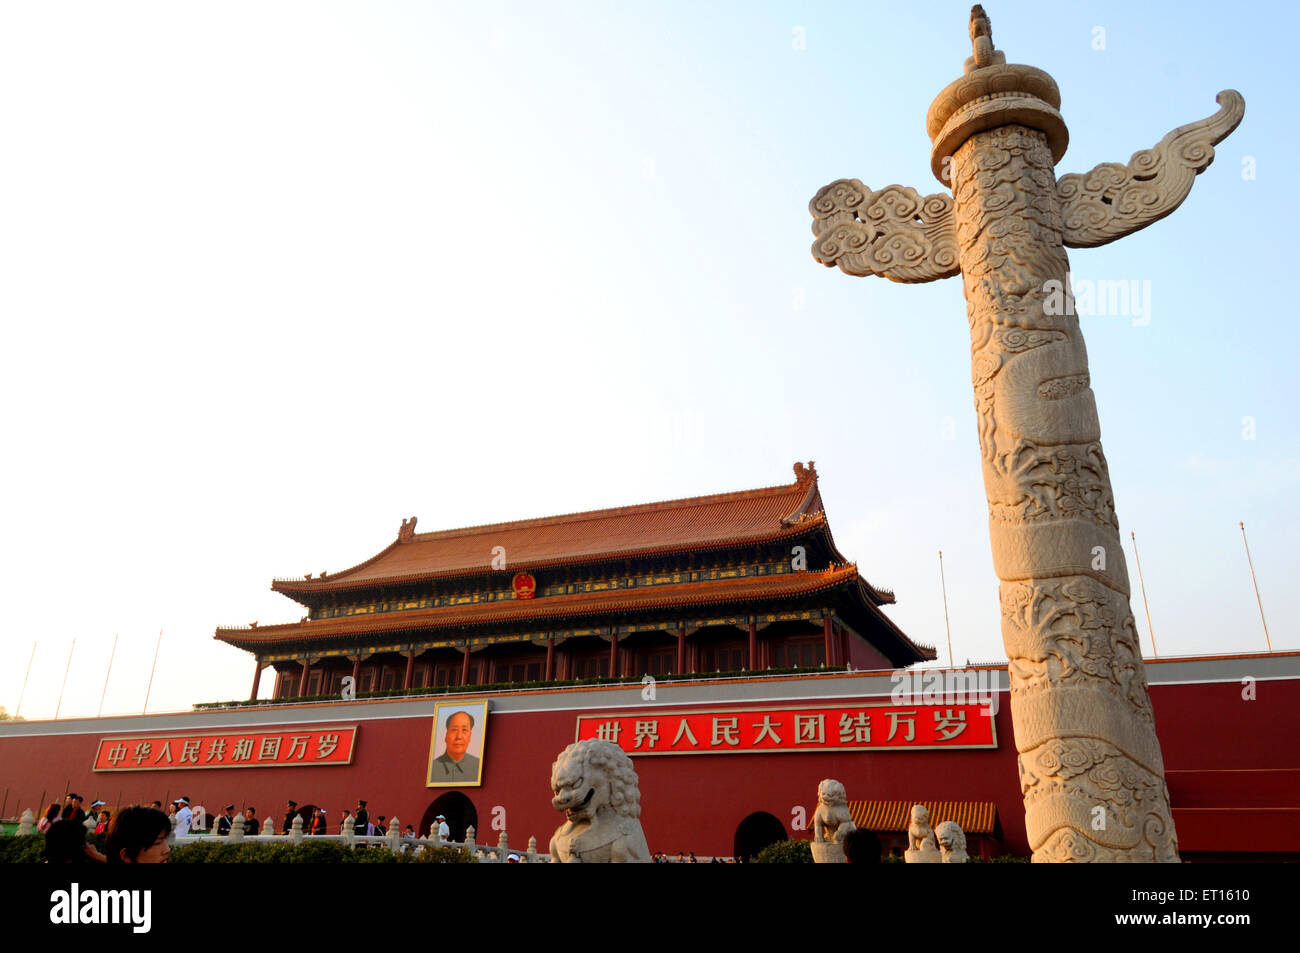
[[219, 564, 866, 652]]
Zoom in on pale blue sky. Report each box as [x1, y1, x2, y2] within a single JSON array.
[[1, 0, 1294, 718]]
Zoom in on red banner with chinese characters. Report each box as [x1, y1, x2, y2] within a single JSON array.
[[575, 703, 994, 755], [93, 726, 358, 772]]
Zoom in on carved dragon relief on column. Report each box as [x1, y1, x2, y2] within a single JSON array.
[[808, 5, 1244, 863]]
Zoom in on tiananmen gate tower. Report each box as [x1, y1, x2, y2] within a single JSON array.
[[218, 461, 934, 701], [1, 462, 1297, 861]]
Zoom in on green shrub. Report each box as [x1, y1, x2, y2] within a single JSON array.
[[754, 839, 813, 864], [283, 839, 353, 864], [2, 834, 482, 863], [351, 845, 398, 863], [398, 845, 476, 864], [0, 834, 47, 864], [163, 838, 476, 863]]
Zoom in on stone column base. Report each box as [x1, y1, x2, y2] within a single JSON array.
[[811, 841, 846, 864]]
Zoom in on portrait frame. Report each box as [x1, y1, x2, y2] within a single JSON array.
[[426, 700, 489, 787]]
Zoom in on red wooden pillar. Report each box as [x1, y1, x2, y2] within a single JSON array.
[[823, 616, 834, 667], [350, 656, 361, 690], [545, 640, 555, 681], [297, 657, 311, 695], [461, 646, 472, 686], [250, 659, 263, 701], [676, 626, 686, 674], [403, 651, 415, 690], [608, 633, 618, 677], [747, 622, 757, 671]]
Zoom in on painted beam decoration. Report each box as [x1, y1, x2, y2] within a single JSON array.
[[576, 703, 995, 756], [93, 726, 357, 771]]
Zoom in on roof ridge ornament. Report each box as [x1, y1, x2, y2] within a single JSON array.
[[793, 460, 817, 484], [398, 516, 418, 543]]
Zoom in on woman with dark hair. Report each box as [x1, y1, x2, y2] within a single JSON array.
[[36, 802, 61, 834], [106, 806, 171, 863], [44, 819, 90, 863]]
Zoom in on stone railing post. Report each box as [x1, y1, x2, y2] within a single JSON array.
[[341, 822, 355, 850], [231, 813, 245, 842], [497, 831, 508, 863], [464, 825, 476, 854], [290, 813, 304, 845], [526, 836, 538, 864], [17, 809, 34, 836], [428, 821, 442, 847], [387, 816, 401, 853]]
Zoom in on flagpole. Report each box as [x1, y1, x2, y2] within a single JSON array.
[[14, 642, 36, 718], [143, 629, 163, 714], [98, 633, 119, 718], [1240, 522, 1272, 652], [1129, 532, 1158, 658], [938, 550, 954, 668], [54, 638, 75, 720]]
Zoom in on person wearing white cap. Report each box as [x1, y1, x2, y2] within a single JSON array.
[[173, 797, 193, 838], [436, 814, 450, 840]]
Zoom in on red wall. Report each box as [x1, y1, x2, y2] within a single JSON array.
[[2, 674, 1296, 858]]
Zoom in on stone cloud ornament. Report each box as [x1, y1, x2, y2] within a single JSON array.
[[548, 739, 651, 863]]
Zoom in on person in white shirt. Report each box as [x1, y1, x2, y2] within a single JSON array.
[[173, 797, 193, 838], [436, 814, 450, 840]]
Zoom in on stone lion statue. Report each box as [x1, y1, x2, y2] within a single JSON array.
[[904, 804, 940, 863], [813, 779, 856, 845], [548, 739, 651, 863], [935, 820, 968, 863]]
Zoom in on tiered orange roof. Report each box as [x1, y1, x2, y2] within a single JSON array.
[[217, 462, 936, 665], [272, 461, 850, 597], [221, 565, 864, 648]]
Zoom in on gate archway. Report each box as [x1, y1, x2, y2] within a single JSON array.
[[733, 811, 787, 861], [419, 791, 478, 843]]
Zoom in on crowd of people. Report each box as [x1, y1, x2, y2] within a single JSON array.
[[36, 794, 774, 864], [37, 793, 172, 864], [33, 791, 435, 864], [652, 851, 755, 863]]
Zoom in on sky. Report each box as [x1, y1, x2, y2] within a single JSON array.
[[1, 0, 1295, 721]]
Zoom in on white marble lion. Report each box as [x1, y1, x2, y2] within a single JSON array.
[[935, 820, 969, 863], [549, 739, 651, 863], [813, 778, 857, 845]]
